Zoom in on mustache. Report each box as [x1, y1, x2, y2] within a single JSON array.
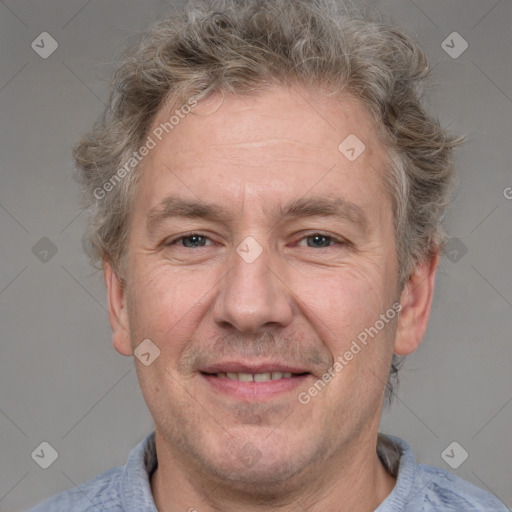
[[178, 330, 333, 374]]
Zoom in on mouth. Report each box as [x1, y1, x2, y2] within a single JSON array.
[[201, 372, 308, 382], [199, 363, 312, 400], [201, 371, 308, 381]]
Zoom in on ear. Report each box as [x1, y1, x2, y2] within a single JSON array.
[[393, 248, 439, 356], [103, 261, 132, 356]]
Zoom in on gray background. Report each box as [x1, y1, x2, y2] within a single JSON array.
[[0, 0, 511, 510]]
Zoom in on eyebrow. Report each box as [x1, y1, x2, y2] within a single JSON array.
[[146, 195, 369, 235]]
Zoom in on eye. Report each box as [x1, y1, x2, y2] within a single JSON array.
[[165, 232, 348, 251], [166, 233, 214, 248], [296, 233, 346, 249]]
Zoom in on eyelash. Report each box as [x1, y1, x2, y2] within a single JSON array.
[[165, 232, 348, 249]]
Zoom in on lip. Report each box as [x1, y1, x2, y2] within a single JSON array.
[[200, 372, 311, 400], [199, 361, 310, 374]]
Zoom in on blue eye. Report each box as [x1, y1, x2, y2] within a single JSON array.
[[303, 234, 334, 248], [169, 234, 212, 248], [166, 233, 346, 249], [297, 233, 345, 248]]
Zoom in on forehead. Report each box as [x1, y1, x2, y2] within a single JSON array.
[[136, 86, 392, 226], [150, 87, 384, 157]]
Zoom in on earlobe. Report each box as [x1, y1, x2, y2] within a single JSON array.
[[104, 261, 132, 356], [393, 248, 440, 356]]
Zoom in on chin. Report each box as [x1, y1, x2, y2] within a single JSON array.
[[196, 432, 327, 495], [206, 458, 309, 499]]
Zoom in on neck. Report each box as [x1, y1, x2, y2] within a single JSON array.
[[150, 429, 396, 512]]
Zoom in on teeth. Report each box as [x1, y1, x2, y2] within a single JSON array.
[[238, 372, 254, 382], [254, 372, 272, 382], [221, 372, 296, 381]]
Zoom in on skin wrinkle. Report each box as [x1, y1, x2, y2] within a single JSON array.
[[144, 195, 372, 247], [106, 86, 437, 512]]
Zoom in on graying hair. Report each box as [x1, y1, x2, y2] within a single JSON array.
[[73, 0, 462, 403]]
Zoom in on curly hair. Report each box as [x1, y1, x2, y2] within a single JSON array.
[[73, 0, 462, 402]]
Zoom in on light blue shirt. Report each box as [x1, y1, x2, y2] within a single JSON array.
[[28, 431, 508, 511]]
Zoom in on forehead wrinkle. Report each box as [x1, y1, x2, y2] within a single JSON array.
[[145, 193, 370, 237], [176, 140, 333, 163], [207, 138, 325, 150], [145, 196, 234, 235]]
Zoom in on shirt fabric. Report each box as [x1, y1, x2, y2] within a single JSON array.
[[28, 431, 509, 511]]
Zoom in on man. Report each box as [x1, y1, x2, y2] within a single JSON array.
[[29, 0, 508, 510]]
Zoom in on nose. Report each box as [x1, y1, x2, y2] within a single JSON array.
[[212, 244, 293, 333]]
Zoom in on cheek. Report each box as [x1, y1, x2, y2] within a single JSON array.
[[294, 264, 395, 405], [126, 263, 207, 351], [296, 265, 389, 347]]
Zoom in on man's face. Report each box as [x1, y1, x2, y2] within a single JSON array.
[[113, 87, 402, 486]]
